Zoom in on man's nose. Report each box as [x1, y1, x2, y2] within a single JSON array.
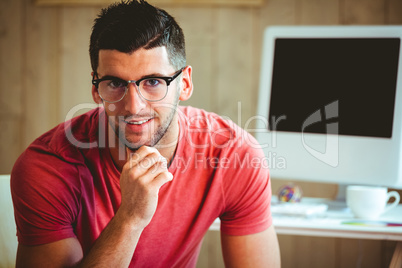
[[124, 83, 147, 114]]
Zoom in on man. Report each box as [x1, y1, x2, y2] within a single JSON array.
[[11, 0, 280, 267]]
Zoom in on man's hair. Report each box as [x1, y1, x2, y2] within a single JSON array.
[[89, 0, 186, 72]]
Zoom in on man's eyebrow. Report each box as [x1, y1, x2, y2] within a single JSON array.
[[98, 72, 168, 81], [98, 74, 125, 80], [139, 73, 170, 79]]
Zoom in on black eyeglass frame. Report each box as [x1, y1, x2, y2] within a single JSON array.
[[92, 67, 185, 103]]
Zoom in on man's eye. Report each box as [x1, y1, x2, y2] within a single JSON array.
[[143, 78, 162, 87], [108, 80, 126, 88]]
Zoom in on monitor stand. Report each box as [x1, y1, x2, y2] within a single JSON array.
[[336, 184, 347, 202], [320, 184, 348, 212]]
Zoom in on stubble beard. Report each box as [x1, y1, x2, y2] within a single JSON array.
[[112, 96, 180, 153]]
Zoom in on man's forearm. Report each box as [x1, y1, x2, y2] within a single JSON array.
[[78, 212, 144, 267]]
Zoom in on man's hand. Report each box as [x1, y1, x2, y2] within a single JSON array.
[[117, 146, 173, 229]]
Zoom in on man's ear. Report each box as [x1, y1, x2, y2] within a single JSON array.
[[179, 66, 193, 101], [91, 71, 103, 104]]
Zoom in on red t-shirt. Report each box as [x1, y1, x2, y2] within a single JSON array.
[[11, 106, 272, 267]]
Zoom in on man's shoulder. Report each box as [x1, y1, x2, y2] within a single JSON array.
[[24, 107, 102, 164], [179, 105, 240, 131], [178, 106, 260, 153], [11, 108, 103, 192]]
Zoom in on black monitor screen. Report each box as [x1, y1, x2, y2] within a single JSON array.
[[268, 38, 400, 138]]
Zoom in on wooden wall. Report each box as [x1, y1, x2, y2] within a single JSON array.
[[1, 0, 402, 267]]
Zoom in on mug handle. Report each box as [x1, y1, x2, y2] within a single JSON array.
[[384, 191, 400, 213]]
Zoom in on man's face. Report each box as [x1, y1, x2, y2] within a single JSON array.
[[92, 47, 187, 151]]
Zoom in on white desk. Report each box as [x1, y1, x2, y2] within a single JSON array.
[[209, 198, 402, 267]]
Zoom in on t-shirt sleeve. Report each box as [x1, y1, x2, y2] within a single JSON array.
[[11, 142, 81, 246], [218, 134, 272, 236]]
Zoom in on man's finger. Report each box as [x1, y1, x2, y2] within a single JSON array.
[[152, 171, 173, 189], [126, 147, 133, 169]]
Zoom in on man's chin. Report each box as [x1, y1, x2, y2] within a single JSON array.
[[123, 140, 150, 151], [122, 133, 159, 148], [125, 143, 153, 152]]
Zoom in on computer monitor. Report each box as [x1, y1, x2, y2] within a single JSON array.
[[255, 26, 402, 189]]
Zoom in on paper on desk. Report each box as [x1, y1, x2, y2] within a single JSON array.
[[342, 220, 402, 227]]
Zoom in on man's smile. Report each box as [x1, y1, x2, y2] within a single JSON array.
[[124, 118, 153, 125]]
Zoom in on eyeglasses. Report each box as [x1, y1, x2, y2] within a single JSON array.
[[92, 68, 184, 103]]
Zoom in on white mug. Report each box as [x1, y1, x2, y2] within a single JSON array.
[[346, 185, 400, 219]]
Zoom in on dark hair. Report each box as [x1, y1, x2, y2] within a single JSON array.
[[89, 0, 186, 72]]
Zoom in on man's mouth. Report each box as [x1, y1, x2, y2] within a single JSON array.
[[124, 118, 152, 125]]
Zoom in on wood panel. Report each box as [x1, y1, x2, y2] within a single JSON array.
[[0, 118, 22, 174], [387, 0, 402, 24], [215, 7, 254, 127], [299, 0, 340, 24], [337, 238, 384, 267], [23, 3, 61, 147], [59, 7, 98, 121], [341, 0, 386, 24], [165, 6, 216, 112], [0, 0, 23, 174], [0, 0, 23, 116]]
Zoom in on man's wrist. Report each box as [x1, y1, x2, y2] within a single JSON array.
[[113, 208, 149, 233]]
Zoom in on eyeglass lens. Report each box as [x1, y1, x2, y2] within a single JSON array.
[[98, 78, 168, 103]]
